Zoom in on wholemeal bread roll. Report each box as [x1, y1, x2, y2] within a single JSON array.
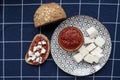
[[25, 34, 50, 66], [34, 2, 67, 27]]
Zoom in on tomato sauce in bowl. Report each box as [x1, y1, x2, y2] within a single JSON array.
[[58, 26, 84, 51]]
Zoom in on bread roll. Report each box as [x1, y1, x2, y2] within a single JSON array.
[[34, 2, 67, 27], [25, 34, 50, 65]]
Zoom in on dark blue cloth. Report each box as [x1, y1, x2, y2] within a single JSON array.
[[0, 0, 120, 80]]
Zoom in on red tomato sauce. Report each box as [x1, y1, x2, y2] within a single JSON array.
[[58, 26, 83, 51]]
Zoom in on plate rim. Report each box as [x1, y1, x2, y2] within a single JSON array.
[[51, 15, 112, 76]]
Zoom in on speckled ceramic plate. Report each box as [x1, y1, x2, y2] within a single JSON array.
[[51, 15, 112, 76]]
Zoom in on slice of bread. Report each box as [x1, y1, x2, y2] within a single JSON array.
[[34, 2, 67, 27], [25, 34, 50, 65]]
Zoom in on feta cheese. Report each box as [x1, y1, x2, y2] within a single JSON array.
[[26, 57, 32, 62], [86, 27, 98, 38], [84, 54, 94, 64], [90, 47, 104, 58], [86, 43, 96, 52], [92, 55, 100, 63], [41, 48, 46, 54], [73, 46, 89, 63], [33, 46, 37, 52], [79, 46, 89, 56], [84, 37, 93, 44], [41, 40, 46, 45], [31, 55, 36, 60], [36, 45, 42, 49], [28, 50, 33, 56], [73, 53, 84, 63], [84, 54, 100, 63], [35, 57, 40, 62], [38, 41, 42, 45], [34, 51, 40, 57], [84, 54, 101, 64], [94, 36, 105, 47], [78, 45, 86, 52]]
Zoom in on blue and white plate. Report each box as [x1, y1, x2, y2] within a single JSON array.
[[51, 15, 112, 76]]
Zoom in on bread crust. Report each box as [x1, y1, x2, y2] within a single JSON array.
[[34, 2, 67, 27], [25, 34, 50, 65]]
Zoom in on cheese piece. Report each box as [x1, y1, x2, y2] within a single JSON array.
[[78, 45, 86, 52], [86, 27, 98, 38], [26, 57, 32, 62], [86, 43, 96, 52], [31, 55, 36, 60], [73, 46, 89, 63], [33, 46, 37, 52], [94, 36, 105, 47], [84, 54, 94, 64], [84, 54, 100, 64], [73, 53, 84, 63], [34, 51, 40, 57], [35, 57, 40, 62], [38, 41, 42, 45], [41, 40, 46, 45], [28, 50, 33, 56], [90, 47, 103, 58], [78, 46, 89, 56], [36, 45, 42, 49], [92, 55, 100, 63], [84, 37, 93, 44], [41, 48, 46, 54]]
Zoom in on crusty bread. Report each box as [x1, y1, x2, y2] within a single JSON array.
[[34, 2, 67, 27], [25, 34, 50, 65]]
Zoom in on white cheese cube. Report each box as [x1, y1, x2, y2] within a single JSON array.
[[86, 27, 98, 38], [91, 38, 95, 43], [84, 54, 100, 64], [31, 55, 36, 60], [41, 40, 46, 45], [92, 55, 100, 63], [86, 43, 96, 52], [80, 49, 89, 57], [26, 57, 32, 62], [41, 48, 46, 54], [38, 41, 42, 45], [34, 51, 40, 57], [35, 57, 40, 62], [73, 53, 84, 63], [28, 50, 33, 56], [84, 54, 94, 64], [36, 45, 42, 49], [95, 36, 105, 47], [33, 46, 37, 52], [84, 37, 93, 44], [78, 45, 86, 52], [90, 47, 103, 58], [74, 46, 89, 63]]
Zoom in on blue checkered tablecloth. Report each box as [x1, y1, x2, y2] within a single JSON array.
[[0, 0, 120, 80]]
